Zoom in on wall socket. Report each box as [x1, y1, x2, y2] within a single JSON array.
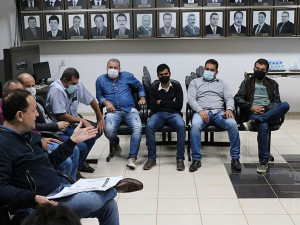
[[60, 59, 65, 66]]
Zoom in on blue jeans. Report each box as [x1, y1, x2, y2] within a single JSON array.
[[105, 108, 142, 159], [191, 111, 240, 161], [60, 128, 96, 169], [248, 102, 290, 162], [145, 112, 186, 160], [48, 143, 79, 183], [47, 185, 119, 225]]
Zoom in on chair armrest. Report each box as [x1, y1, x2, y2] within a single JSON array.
[[140, 104, 148, 124], [40, 131, 63, 141], [186, 103, 194, 125], [57, 172, 75, 184]]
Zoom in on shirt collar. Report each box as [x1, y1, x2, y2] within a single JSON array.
[[158, 81, 172, 92]]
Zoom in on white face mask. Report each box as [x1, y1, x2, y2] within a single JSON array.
[[107, 69, 119, 79], [25, 87, 36, 98]]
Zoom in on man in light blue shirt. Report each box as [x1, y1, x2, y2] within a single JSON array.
[[188, 59, 241, 172], [96, 58, 146, 169]]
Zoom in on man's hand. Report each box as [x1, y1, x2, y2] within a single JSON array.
[[35, 195, 58, 206], [41, 138, 49, 151], [97, 118, 105, 134], [157, 100, 161, 104], [138, 97, 146, 105], [251, 106, 264, 114], [199, 110, 209, 123], [57, 121, 70, 130], [81, 119, 92, 128], [173, 98, 176, 102], [223, 109, 235, 119], [105, 101, 115, 113], [70, 121, 98, 143], [44, 138, 62, 145]]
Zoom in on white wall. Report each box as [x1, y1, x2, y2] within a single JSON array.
[[37, 38, 300, 112]]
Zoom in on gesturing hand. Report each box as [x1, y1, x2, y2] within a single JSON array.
[[70, 121, 98, 143]]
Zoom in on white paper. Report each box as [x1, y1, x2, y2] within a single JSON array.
[[47, 176, 123, 199]]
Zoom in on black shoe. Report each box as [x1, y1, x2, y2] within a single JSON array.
[[115, 178, 143, 193], [113, 144, 122, 156], [79, 163, 95, 173], [189, 160, 201, 172], [231, 158, 242, 171], [176, 159, 185, 171], [143, 159, 157, 170], [243, 119, 258, 131]]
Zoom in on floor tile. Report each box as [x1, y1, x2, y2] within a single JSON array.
[[158, 185, 197, 199], [264, 172, 300, 185], [199, 199, 243, 215], [229, 174, 267, 185], [201, 215, 248, 225], [158, 199, 200, 214], [118, 199, 157, 214], [272, 185, 300, 198], [224, 163, 258, 174], [119, 215, 156, 225], [157, 215, 202, 225], [233, 185, 276, 198], [194, 173, 231, 185], [290, 215, 300, 225], [245, 215, 294, 225], [282, 154, 300, 163], [239, 199, 287, 214], [159, 173, 195, 186], [196, 185, 237, 199], [280, 198, 300, 214]]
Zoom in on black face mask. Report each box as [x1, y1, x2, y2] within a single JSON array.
[[254, 70, 266, 81], [159, 76, 170, 84]]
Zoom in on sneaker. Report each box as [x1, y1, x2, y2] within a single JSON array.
[[113, 144, 122, 156], [189, 160, 201, 172], [176, 159, 185, 171], [143, 159, 157, 170], [126, 158, 136, 170], [231, 158, 242, 171], [257, 161, 269, 173], [243, 119, 257, 131]]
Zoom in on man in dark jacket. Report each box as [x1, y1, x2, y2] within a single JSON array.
[[234, 58, 290, 173], [143, 64, 186, 171], [0, 89, 142, 224]]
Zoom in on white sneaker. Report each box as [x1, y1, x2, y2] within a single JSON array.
[[126, 158, 136, 170]]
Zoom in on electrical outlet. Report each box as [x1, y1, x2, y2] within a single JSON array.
[[60, 59, 65, 66]]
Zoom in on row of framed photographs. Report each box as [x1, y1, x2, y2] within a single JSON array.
[[20, 0, 299, 10], [21, 8, 300, 41]]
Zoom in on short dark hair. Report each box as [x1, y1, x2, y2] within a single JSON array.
[[28, 16, 36, 23], [49, 15, 59, 24], [163, 13, 172, 20], [254, 58, 269, 71], [157, 64, 170, 74], [258, 12, 266, 17], [116, 13, 127, 21], [3, 79, 21, 94], [107, 58, 121, 68], [210, 13, 219, 19], [234, 11, 243, 18], [61, 68, 80, 81], [94, 14, 105, 22], [205, 59, 219, 70], [282, 11, 289, 17], [73, 16, 81, 21], [2, 89, 31, 122], [21, 204, 81, 225]]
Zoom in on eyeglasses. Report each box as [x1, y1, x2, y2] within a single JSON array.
[[254, 67, 267, 72]]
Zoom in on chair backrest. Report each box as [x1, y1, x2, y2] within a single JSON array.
[[142, 66, 152, 103]]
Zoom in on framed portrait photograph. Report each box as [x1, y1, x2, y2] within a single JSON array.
[[228, 0, 249, 6], [181, 0, 201, 7], [89, 13, 110, 39], [275, 9, 296, 36], [157, 11, 179, 37], [204, 10, 225, 37], [275, 0, 295, 5], [251, 0, 273, 6], [134, 11, 155, 38], [111, 0, 132, 8], [251, 9, 272, 37], [22, 14, 43, 41], [88, 0, 109, 8], [20, 0, 41, 11], [112, 12, 133, 38], [65, 0, 87, 9], [44, 13, 66, 40], [181, 11, 201, 37], [203, 0, 224, 7], [66, 13, 88, 39], [157, 0, 178, 7], [43, 0, 64, 10], [228, 10, 249, 36], [134, 0, 154, 8]]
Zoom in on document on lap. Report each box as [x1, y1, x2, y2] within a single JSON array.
[[47, 176, 123, 199]]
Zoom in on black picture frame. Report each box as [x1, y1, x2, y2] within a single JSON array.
[[134, 11, 156, 38], [89, 12, 110, 39], [181, 0, 201, 7], [88, 0, 109, 8], [274, 9, 296, 36], [157, 11, 179, 37], [22, 14, 43, 41], [203, 10, 225, 37], [44, 13, 66, 40], [250, 9, 272, 37], [43, 0, 64, 10], [228, 0, 249, 6], [111, 0, 132, 8], [65, 0, 87, 9], [227, 9, 249, 36], [181, 10, 201, 37], [111, 12, 133, 38], [133, 0, 154, 8], [203, 0, 224, 7], [251, 0, 273, 6], [157, 0, 178, 8], [66, 13, 88, 39], [21, 0, 42, 11], [274, 0, 296, 5]]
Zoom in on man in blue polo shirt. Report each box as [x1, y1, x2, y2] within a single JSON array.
[[96, 58, 146, 169]]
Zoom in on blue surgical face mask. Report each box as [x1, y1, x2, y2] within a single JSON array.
[[203, 70, 215, 81], [66, 85, 77, 94]]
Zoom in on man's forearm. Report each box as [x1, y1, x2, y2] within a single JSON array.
[[90, 99, 104, 121], [56, 113, 81, 123]]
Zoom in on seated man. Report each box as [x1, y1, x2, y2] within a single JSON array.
[[143, 64, 186, 171], [46, 68, 105, 173], [234, 58, 290, 173], [96, 58, 146, 169], [188, 59, 241, 172], [0, 89, 143, 224]]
